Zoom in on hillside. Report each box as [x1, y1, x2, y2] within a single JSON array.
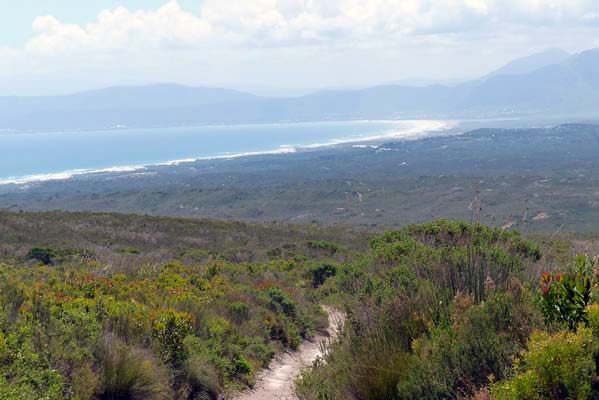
[[1, 214, 598, 399], [0, 211, 368, 399], [0, 210, 368, 265]]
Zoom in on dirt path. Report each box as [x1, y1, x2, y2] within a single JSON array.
[[232, 306, 344, 400]]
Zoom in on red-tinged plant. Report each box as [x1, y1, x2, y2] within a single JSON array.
[[540, 256, 594, 331]]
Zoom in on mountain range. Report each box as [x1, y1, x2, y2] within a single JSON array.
[[1, 48, 598, 130]]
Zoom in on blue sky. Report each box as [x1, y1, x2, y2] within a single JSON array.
[[2, 1, 599, 96]]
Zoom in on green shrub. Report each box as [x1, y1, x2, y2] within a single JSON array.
[[180, 352, 220, 400], [26, 247, 56, 265], [151, 309, 193, 365], [491, 329, 596, 400], [306, 241, 345, 258], [587, 304, 599, 335], [116, 247, 140, 255], [71, 363, 100, 400], [26, 247, 93, 265], [97, 337, 172, 400], [310, 263, 337, 288], [267, 287, 297, 317], [0, 229, 331, 399], [539, 255, 595, 331], [268, 317, 301, 349], [233, 355, 253, 376], [244, 341, 275, 366], [299, 221, 544, 400], [228, 301, 249, 322]]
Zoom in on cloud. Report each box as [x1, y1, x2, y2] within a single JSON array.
[[498, 0, 598, 23], [25, 2, 212, 55], [2, 0, 599, 95], [197, 0, 599, 40], [16, 0, 599, 55], [199, 0, 492, 43]]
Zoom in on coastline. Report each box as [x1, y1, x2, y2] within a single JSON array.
[[0, 119, 456, 186]]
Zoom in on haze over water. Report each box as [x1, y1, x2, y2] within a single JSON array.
[[0, 119, 451, 185]]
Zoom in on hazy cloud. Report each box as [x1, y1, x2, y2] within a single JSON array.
[[2, 0, 599, 95], [20, 0, 599, 54]]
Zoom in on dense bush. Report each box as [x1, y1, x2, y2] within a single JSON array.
[[0, 251, 329, 399], [297, 220, 545, 400], [26, 247, 93, 265], [4, 216, 599, 400], [96, 336, 171, 400], [310, 263, 337, 288], [491, 329, 597, 399], [491, 259, 599, 400]]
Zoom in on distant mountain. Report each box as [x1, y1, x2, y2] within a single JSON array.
[[486, 48, 570, 78], [1, 49, 598, 130], [0, 84, 262, 130], [279, 49, 599, 118], [462, 48, 599, 113]]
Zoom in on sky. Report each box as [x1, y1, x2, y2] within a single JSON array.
[[1, 0, 599, 96]]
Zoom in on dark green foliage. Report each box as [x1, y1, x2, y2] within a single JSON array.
[[267, 287, 297, 317], [398, 290, 540, 399], [228, 301, 249, 322], [180, 352, 220, 400], [27, 247, 56, 264], [26, 246, 93, 265], [368, 220, 539, 305], [310, 263, 337, 288]]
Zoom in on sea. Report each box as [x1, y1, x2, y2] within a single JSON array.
[[0, 119, 453, 185]]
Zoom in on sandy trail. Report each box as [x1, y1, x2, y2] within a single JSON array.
[[232, 306, 344, 400]]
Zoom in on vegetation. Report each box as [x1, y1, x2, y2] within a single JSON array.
[[539, 255, 594, 331], [0, 257, 338, 399], [5, 124, 599, 233], [0, 211, 359, 399], [297, 220, 599, 400], [491, 329, 596, 400], [2, 212, 599, 399]]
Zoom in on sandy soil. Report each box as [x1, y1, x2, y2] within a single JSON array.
[[231, 306, 344, 400]]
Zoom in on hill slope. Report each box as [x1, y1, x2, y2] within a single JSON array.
[[486, 48, 570, 77]]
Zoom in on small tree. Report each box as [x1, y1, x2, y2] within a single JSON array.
[[311, 263, 337, 288]]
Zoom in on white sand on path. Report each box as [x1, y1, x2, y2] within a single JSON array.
[[231, 306, 344, 400]]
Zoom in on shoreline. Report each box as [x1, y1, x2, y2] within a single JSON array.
[[0, 119, 456, 186]]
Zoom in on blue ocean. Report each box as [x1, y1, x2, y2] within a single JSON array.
[[0, 119, 450, 184]]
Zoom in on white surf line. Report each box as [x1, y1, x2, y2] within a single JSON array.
[[0, 119, 456, 186], [232, 306, 345, 400], [0, 147, 298, 186]]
